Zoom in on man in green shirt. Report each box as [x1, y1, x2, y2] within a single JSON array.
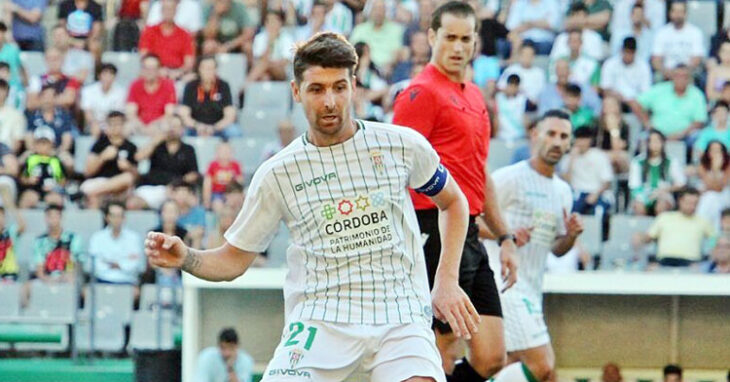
[[349, 0, 404, 70], [637, 65, 708, 141], [564, 83, 595, 129], [201, 0, 256, 54], [0, 22, 24, 88], [564, 0, 612, 40]]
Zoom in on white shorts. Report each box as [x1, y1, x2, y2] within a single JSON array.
[[262, 320, 445, 382], [500, 291, 550, 352]]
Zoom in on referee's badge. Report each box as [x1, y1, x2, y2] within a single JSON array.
[[369, 150, 386, 175]]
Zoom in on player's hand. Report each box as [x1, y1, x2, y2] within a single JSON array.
[[431, 277, 480, 340], [563, 209, 584, 238], [514, 226, 533, 247], [145, 232, 187, 269], [499, 240, 518, 292]]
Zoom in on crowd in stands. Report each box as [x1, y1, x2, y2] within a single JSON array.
[[0, 0, 728, 296]]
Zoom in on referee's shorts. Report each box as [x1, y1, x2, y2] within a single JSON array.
[[416, 209, 503, 333]]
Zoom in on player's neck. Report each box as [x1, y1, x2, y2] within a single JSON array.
[[307, 119, 358, 147], [431, 61, 466, 84], [529, 157, 555, 178]]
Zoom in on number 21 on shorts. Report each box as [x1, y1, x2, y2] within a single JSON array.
[[284, 321, 318, 351]]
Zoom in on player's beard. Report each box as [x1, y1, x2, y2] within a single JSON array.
[[541, 146, 564, 165]]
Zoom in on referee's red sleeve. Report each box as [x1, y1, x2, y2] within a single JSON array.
[[392, 85, 438, 139]]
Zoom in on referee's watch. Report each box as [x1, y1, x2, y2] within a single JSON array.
[[497, 234, 516, 246]]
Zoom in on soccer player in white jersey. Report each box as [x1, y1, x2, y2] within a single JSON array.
[[487, 110, 584, 382], [144, 32, 480, 382]]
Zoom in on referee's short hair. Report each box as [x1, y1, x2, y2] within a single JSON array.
[[430, 1, 478, 32], [293, 32, 358, 84]]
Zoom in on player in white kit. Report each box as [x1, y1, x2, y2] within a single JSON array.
[[144, 32, 480, 382], [487, 110, 584, 382]]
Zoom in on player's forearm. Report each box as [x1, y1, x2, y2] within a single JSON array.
[[181, 243, 258, 282], [481, 173, 511, 237], [552, 234, 578, 256], [435, 185, 469, 281]]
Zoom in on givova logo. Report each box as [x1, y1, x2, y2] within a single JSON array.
[[294, 173, 337, 192], [268, 369, 312, 378]]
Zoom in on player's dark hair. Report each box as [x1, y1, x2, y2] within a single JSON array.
[[99, 62, 118, 75], [574, 126, 594, 139], [45, 204, 64, 214], [565, 83, 582, 97], [663, 364, 683, 378], [107, 110, 126, 121], [539, 109, 571, 123], [430, 1, 478, 33], [218, 327, 239, 344], [568, 2, 588, 15], [293, 32, 358, 84], [506, 74, 520, 85], [103, 201, 126, 217]]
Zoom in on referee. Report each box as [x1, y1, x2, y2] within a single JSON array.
[[393, 2, 518, 382]]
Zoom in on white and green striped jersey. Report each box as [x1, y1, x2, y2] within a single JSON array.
[[491, 160, 573, 301], [225, 120, 443, 325]]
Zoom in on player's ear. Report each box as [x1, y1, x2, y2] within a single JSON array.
[[427, 28, 436, 48], [290, 80, 301, 103]]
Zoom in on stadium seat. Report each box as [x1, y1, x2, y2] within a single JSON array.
[[74, 312, 126, 352], [665, 140, 687, 167], [139, 284, 182, 312], [580, 214, 603, 256], [488, 140, 526, 171], [230, 137, 272, 173], [62, 209, 104, 255], [79, 284, 135, 325], [600, 214, 655, 270], [74, 136, 96, 174], [101, 52, 141, 87], [128, 311, 176, 350], [23, 282, 77, 322], [19, 52, 46, 78], [125, 210, 159, 238], [243, 81, 291, 114], [240, 108, 287, 140], [0, 283, 21, 319], [687, 0, 716, 50], [182, 136, 222, 173], [216, 53, 247, 104]]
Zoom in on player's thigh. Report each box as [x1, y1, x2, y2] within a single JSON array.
[[262, 320, 362, 382], [467, 315, 506, 367], [369, 323, 446, 382]]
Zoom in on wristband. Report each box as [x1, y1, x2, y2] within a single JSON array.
[[497, 234, 516, 246]]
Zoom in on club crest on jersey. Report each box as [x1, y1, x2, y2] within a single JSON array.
[[369, 151, 386, 175], [289, 349, 304, 368]]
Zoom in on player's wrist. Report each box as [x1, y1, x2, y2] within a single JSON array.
[[497, 234, 516, 247]]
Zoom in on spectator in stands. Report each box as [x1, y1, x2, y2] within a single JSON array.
[[473, 16, 507, 90], [296, 0, 334, 42], [204, 206, 237, 250], [81, 63, 126, 137], [403, 0, 433, 46], [566, 0, 612, 40], [139, 0, 195, 80], [203, 141, 243, 213], [26, 47, 80, 111], [200, 0, 256, 54], [195, 327, 254, 382], [18, 128, 67, 208], [179, 56, 239, 139], [600, 37, 652, 112], [706, 237, 730, 273], [0, 62, 25, 110], [611, 0, 665, 37], [89, 201, 145, 284], [0, 139, 19, 201], [634, 187, 715, 268], [629, 130, 686, 216], [350, 0, 404, 71], [139, 199, 186, 286], [353, 42, 387, 104], [694, 102, 730, 155], [130, 115, 199, 210], [651, 1, 704, 79], [0, 184, 24, 282], [601, 362, 623, 382], [706, 41, 730, 102], [0, 79, 26, 152], [170, 180, 205, 248], [223, 181, 244, 212], [51, 24, 94, 84], [126, 54, 177, 134], [33, 204, 83, 282], [495, 74, 528, 142], [663, 364, 683, 382], [595, 96, 630, 176], [610, 4, 653, 62], [510, 121, 538, 164], [561, 126, 614, 215], [505, 0, 561, 55], [25, 85, 77, 164], [245, 10, 294, 84], [564, 84, 595, 129], [549, 29, 600, 86], [498, 43, 545, 104], [637, 65, 707, 141], [391, 30, 429, 84], [695, 141, 730, 228], [322, 0, 354, 36], [4, 0, 47, 51], [550, 3, 604, 61], [81, 111, 138, 208], [538, 58, 602, 115], [146, 0, 202, 34], [260, 119, 296, 161], [57, 0, 103, 59], [0, 22, 24, 88]]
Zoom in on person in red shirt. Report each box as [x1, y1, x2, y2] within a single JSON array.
[[203, 141, 243, 213], [125, 54, 177, 135], [392, 2, 518, 382], [138, 0, 195, 80]]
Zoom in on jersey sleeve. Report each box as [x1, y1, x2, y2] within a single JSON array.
[[405, 130, 447, 195], [223, 166, 283, 252], [558, 182, 573, 236], [392, 84, 438, 138]]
